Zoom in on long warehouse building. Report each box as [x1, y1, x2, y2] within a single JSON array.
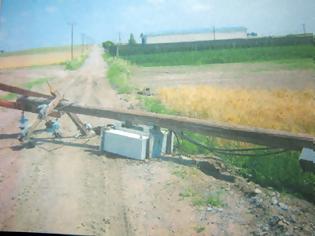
[[142, 26, 248, 44]]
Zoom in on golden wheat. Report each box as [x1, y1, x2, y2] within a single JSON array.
[[0, 50, 82, 69], [158, 86, 315, 135]]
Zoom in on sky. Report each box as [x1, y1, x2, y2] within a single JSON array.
[[0, 0, 314, 51]]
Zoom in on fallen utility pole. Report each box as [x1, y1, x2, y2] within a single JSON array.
[[0, 82, 52, 99], [0, 98, 61, 118], [0, 82, 88, 136], [15, 96, 315, 151]]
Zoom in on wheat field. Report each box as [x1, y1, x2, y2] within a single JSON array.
[[158, 86, 315, 135], [0, 47, 83, 69]]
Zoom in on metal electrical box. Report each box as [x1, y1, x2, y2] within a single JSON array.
[[112, 122, 173, 158], [299, 148, 315, 173], [148, 126, 167, 158], [100, 122, 174, 160], [101, 128, 149, 160]]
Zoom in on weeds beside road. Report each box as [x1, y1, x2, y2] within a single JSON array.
[[63, 55, 88, 70], [104, 54, 133, 94]]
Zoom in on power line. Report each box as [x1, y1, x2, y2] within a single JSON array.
[[178, 131, 288, 157]]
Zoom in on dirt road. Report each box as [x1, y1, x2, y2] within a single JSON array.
[[0, 46, 133, 235], [1, 46, 314, 236]]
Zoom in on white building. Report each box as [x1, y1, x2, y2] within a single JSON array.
[[142, 27, 248, 44]]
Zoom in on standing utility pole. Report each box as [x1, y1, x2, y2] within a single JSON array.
[[0, 0, 3, 31], [213, 26, 216, 40], [302, 24, 306, 34], [69, 23, 75, 60], [81, 33, 85, 56], [116, 32, 121, 57]]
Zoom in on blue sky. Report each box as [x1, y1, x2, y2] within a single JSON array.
[[0, 0, 314, 51]]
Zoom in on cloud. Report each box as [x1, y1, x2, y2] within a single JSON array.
[[45, 5, 58, 14]]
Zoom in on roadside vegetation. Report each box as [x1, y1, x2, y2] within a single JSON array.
[[139, 96, 177, 115], [63, 55, 88, 70], [123, 45, 315, 67], [103, 54, 134, 94], [192, 190, 225, 208]]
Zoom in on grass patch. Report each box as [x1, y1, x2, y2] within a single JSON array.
[[194, 226, 205, 233], [123, 45, 315, 66], [0, 93, 17, 100], [206, 192, 225, 207], [192, 191, 225, 207], [179, 188, 196, 198], [63, 55, 87, 70], [24, 77, 51, 90], [140, 96, 177, 115], [104, 55, 133, 94], [172, 167, 188, 179]]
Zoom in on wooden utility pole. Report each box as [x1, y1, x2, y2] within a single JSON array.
[[213, 26, 216, 40], [116, 32, 121, 57], [81, 33, 85, 56], [302, 24, 306, 34], [0, 0, 3, 31], [1, 82, 315, 151], [69, 23, 75, 60], [15, 96, 315, 151]]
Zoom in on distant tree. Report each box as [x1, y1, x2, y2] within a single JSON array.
[[102, 41, 115, 50], [128, 34, 137, 45]]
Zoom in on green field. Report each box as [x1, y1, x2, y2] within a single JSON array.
[[123, 45, 315, 67]]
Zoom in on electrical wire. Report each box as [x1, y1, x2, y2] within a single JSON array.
[[177, 131, 288, 157]]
